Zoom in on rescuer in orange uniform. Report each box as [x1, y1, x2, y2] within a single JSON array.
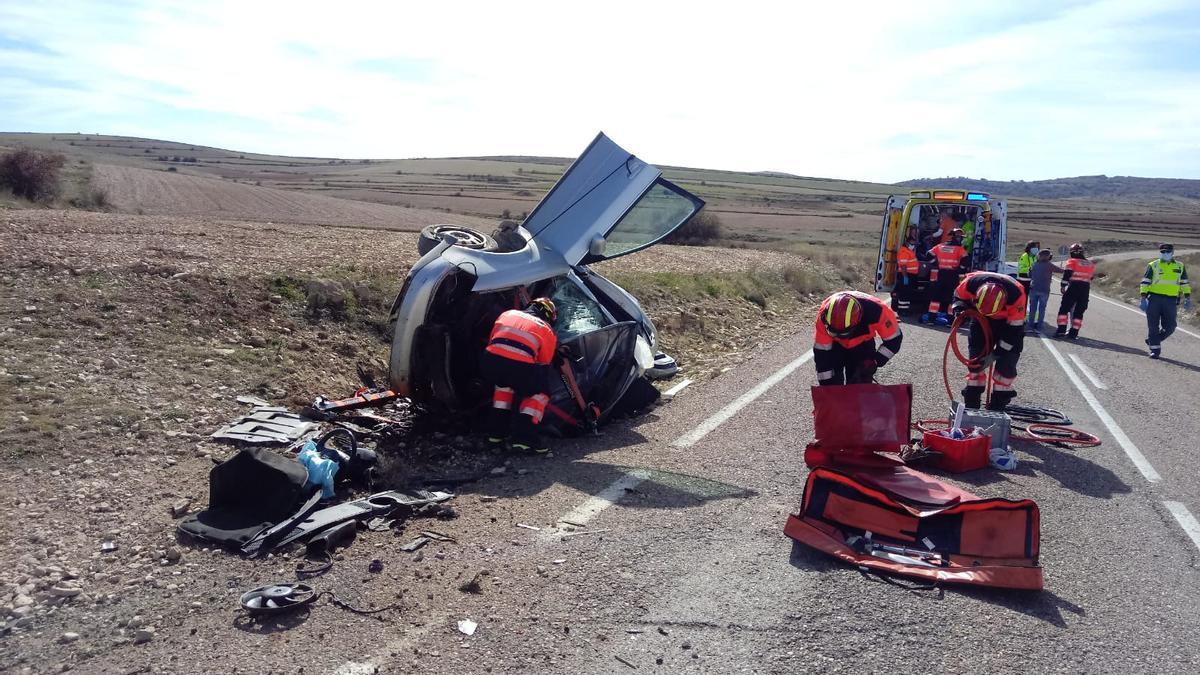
[[814, 291, 904, 386], [481, 298, 559, 453], [1053, 243, 1095, 340], [892, 230, 921, 315], [951, 272, 1027, 411], [922, 228, 969, 326]]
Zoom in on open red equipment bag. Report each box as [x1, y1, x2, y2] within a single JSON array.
[[786, 384, 1043, 590]]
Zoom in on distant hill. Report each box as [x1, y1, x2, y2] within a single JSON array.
[[897, 175, 1200, 201]]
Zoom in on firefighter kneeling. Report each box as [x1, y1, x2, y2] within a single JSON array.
[[482, 298, 559, 454], [952, 272, 1026, 411], [814, 291, 903, 385]]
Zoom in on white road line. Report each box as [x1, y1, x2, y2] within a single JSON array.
[[1163, 501, 1200, 553], [1039, 337, 1162, 483], [1091, 292, 1200, 340], [671, 350, 814, 448], [663, 378, 693, 398], [547, 469, 652, 536], [1067, 353, 1108, 390]]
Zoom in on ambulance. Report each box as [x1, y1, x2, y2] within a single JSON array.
[[874, 189, 1009, 312]]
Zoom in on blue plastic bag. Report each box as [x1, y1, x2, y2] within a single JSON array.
[[298, 441, 339, 499]]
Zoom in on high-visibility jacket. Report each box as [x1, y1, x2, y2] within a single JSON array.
[[486, 309, 557, 365], [1017, 251, 1036, 279], [955, 272, 1028, 325], [1140, 259, 1191, 298], [930, 243, 968, 271], [938, 214, 956, 243], [896, 245, 919, 275], [1061, 257, 1095, 285], [813, 291, 903, 364]]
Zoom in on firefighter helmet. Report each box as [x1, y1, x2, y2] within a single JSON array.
[[974, 282, 1008, 318], [822, 292, 865, 337], [527, 297, 557, 324], [1069, 242, 1084, 257], [950, 228, 965, 240]]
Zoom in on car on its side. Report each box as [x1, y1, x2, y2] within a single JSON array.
[[387, 133, 704, 433]]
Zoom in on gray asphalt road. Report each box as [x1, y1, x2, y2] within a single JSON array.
[[352, 284, 1200, 674]]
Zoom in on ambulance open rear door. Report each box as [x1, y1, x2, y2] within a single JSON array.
[[874, 195, 906, 292]]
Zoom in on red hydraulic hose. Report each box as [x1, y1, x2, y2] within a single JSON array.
[[942, 308, 993, 403]]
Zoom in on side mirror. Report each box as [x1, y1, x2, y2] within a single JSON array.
[[588, 236, 606, 258]]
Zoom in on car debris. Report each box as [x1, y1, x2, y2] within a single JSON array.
[[211, 407, 316, 444], [457, 619, 478, 636], [399, 537, 430, 553], [515, 523, 541, 531]]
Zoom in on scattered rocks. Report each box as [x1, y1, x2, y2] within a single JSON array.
[[49, 584, 82, 598], [170, 498, 192, 518], [133, 627, 155, 644], [59, 632, 80, 644]]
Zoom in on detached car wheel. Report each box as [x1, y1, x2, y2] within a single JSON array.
[[417, 224, 499, 256]]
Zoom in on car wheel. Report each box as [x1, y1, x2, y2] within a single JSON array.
[[417, 224, 498, 256]]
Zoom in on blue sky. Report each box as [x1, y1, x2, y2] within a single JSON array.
[[1, 0, 1198, 183]]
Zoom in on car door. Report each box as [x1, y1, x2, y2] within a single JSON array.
[[522, 132, 705, 266], [545, 321, 641, 431], [875, 195, 906, 292]]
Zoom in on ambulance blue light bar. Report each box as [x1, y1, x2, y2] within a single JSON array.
[[966, 192, 989, 201]]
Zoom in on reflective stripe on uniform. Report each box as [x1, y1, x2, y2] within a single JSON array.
[[964, 372, 988, 384], [998, 340, 1014, 351], [487, 343, 537, 363], [814, 341, 833, 350], [817, 370, 835, 380], [1008, 318, 1025, 326], [877, 345, 895, 359], [493, 387, 515, 410], [518, 393, 550, 424]]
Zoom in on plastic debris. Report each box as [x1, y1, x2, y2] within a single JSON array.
[[457, 619, 478, 636]]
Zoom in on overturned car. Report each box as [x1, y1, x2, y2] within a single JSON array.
[[387, 133, 704, 433]]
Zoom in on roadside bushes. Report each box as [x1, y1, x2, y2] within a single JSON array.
[[664, 210, 723, 246], [0, 148, 65, 202]]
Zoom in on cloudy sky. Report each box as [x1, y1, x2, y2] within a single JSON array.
[[1, 0, 1198, 182]]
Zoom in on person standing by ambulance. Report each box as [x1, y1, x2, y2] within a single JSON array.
[[893, 230, 921, 315], [921, 228, 969, 326], [1141, 243, 1192, 358], [1053, 243, 1095, 339]]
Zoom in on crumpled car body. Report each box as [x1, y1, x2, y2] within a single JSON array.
[[388, 133, 705, 433]]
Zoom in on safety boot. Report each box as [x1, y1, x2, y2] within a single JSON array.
[[1053, 326, 1067, 338], [1146, 339, 1161, 359], [1067, 328, 1079, 340]]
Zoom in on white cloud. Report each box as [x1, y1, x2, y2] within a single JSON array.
[[1, 0, 1198, 181]]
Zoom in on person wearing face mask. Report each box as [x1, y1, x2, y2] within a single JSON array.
[[1053, 243, 1095, 339], [1140, 243, 1192, 359]]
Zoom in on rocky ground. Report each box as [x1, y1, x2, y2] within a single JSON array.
[[0, 209, 829, 673]]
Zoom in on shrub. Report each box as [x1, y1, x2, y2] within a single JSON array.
[[166, 166, 178, 172], [663, 210, 723, 246], [0, 148, 66, 202], [501, 209, 512, 219]]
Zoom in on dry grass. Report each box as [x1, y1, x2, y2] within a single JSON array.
[[1093, 253, 1198, 324]]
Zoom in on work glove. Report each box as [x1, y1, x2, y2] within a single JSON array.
[[1140, 296, 1150, 312], [950, 301, 968, 317], [1185, 297, 1193, 311]]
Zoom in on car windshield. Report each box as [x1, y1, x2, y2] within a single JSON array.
[[604, 179, 701, 257], [547, 278, 609, 340]]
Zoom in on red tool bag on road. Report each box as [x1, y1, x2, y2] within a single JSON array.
[[786, 384, 1043, 590]]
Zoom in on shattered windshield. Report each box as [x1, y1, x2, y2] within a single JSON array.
[[547, 277, 609, 340]]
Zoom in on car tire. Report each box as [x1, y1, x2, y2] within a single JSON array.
[[417, 224, 499, 256]]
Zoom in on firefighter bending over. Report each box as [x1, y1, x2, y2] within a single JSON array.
[[1054, 243, 1095, 339], [482, 297, 558, 453], [952, 272, 1027, 411], [814, 291, 903, 386]]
